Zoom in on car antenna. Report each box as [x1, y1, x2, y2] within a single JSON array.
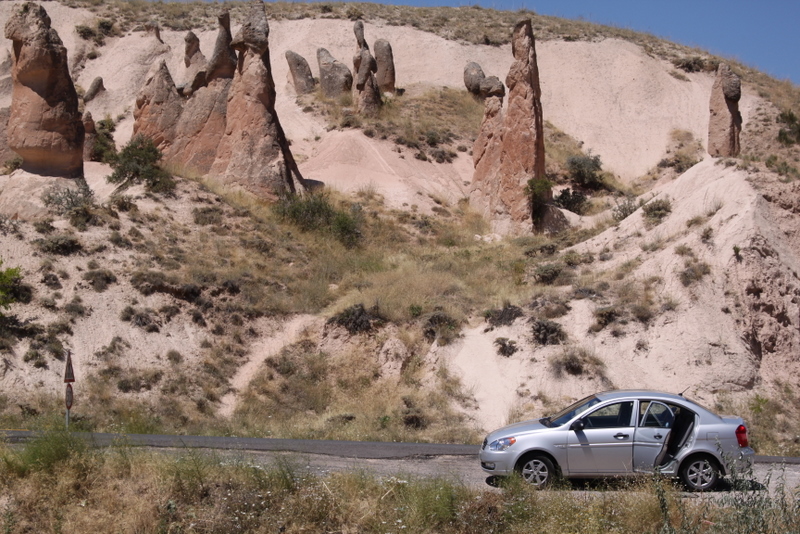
[[678, 386, 690, 397]]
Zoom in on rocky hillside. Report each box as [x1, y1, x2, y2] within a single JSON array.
[[0, 0, 799, 454]]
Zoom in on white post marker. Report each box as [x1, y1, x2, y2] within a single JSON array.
[[64, 350, 75, 430]]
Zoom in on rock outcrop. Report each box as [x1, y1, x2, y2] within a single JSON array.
[[464, 61, 505, 99], [133, 60, 182, 148], [351, 21, 381, 116], [209, 0, 304, 196], [82, 111, 96, 161], [4, 2, 84, 177], [83, 76, 105, 102], [206, 12, 237, 82], [317, 48, 352, 98], [285, 50, 315, 95], [708, 63, 742, 157], [470, 19, 545, 233], [181, 31, 207, 96], [373, 39, 395, 94], [464, 61, 486, 95]]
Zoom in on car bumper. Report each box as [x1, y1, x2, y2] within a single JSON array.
[[479, 449, 517, 476]]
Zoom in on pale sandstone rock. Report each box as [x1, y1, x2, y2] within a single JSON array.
[[708, 63, 742, 157], [206, 11, 237, 82], [317, 47, 352, 98], [285, 50, 315, 95], [210, 0, 304, 197], [181, 31, 207, 96], [470, 19, 545, 233], [351, 21, 381, 116], [464, 61, 485, 95], [4, 2, 84, 177], [82, 111, 95, 161], [132, 60, 182, 148], [83, 76, 104, 102], [373, 39, 395, 94]]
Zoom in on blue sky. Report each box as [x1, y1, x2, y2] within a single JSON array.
[[378, 0, 800, 85]]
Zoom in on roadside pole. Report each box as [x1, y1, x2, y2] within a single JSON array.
[[64, 350, 75, 430]]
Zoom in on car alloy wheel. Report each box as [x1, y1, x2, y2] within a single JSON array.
[[681, 457, 718, 491], [519, 455, 554, 488]]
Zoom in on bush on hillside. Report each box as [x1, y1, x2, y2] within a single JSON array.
[[566, 153, 603, 188], [107, 135, 174, 194]]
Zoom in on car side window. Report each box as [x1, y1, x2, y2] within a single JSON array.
[[583, 401, 634, 429], [639, 401, 674, 428]]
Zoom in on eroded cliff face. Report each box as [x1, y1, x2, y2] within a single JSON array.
[[4, 2, 83, 177], [470, 19, 545, 234], [133, 1, 303, 197]]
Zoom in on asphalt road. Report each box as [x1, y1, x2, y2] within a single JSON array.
[[3, 430, 800, 492]]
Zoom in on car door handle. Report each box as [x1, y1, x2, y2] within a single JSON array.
[[614, 433, 629, 440], [654, 434, 663, 440]]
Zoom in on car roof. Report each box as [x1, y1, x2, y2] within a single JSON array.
[[595, 389, 693, 404]]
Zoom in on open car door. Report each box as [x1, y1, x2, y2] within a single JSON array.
[[633, 401, 673, 472]]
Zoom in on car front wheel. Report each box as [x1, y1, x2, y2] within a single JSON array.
[[516, 454, 556, 488], [680, 456, 719, 491]]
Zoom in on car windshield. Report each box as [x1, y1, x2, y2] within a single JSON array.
[[543, 395, 602, 427]]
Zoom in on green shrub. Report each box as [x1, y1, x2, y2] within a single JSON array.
[[592, 306, 619, 329], [41, 182, 95, 216], [107, 135, 175, 194], [524, 177, 553, 223], [328, 303, 385, 334], [534, 263, 563, 285], [82, 269, 117, 292], [483, 302, 523, 327], [566, 152, 603, 188], [777, 110, 800, 146], [193, 206, 224, 226], [91, 118, 118, 163], [1, 430, 87, 476], [423, 311, 459, 345], [549, 346, 606, 378], [33, 234, 82, 255], [2, 155, 22, 174], [0, 260, 22, 313], [531, 318, 566, 345], [612, 196, 639, 221], [493, 337, 517, 356], [642, 197, 672, 223], [553, 188, 588, 214], [679, 259, 711, 286], [274, 192, 362, 248]]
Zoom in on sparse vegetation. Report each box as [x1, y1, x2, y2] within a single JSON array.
[[642, 197, 672, 224], [531, 318, 566, 345], [107, 134, 175, 194], [566, 152, 603, 188], [549, 345, 606, 379]]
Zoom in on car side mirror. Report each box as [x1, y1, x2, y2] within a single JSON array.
[[571, 419, 585, 432]]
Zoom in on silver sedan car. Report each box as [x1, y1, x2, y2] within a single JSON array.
[[480, 390, 755, 491]]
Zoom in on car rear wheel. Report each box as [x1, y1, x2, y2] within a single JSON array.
[[680, 456, 719, 491], [517, 454, 556, 488]]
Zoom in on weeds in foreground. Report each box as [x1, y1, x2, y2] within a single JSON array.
[[1, 441, 797, 533]]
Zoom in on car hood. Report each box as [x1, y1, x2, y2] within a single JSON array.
[[485, 420, 550, 443]]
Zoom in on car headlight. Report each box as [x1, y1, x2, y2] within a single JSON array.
[[488, 437, 516, 451]]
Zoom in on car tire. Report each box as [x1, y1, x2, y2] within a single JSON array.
[[680, 455, 719, 491], [516, 454, 556, 488]]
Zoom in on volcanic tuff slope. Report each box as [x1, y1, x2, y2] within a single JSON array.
[[0, 1, 799, 453]]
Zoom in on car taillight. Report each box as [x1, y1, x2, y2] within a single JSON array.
[[735, 424, 749, 447]]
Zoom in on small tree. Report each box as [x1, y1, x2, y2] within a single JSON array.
[[0, 259, 22, 314], [525, 177, 553, 226], [107, 135, 174, 194], [566, 152, 603, 188]]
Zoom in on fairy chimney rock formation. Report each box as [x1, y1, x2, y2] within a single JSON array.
[[4, 2, 84, 177], [470, 19, 545, 233], [181, 30, 207, 95], [708, 63, 742, 157], [133, 60, 182, 148], [317, 48, 352, 98], [83, 76, 105, 102], [206, 11, 237, 82], [82, 111, 96, 161], [351, 21, 381, 116], [285, 50, 315, 95], [209, 0, 304, 197], [373, 39, 395, 94]]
